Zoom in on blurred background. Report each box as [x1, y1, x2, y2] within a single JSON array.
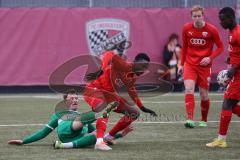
[[0, 0, 239, 93]]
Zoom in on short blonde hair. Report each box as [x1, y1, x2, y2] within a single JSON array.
[[191, 5, 204, 15]]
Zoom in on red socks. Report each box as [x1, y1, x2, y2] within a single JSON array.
[[96, 117, 108, 138], [201, 99, 210, 122], [109, 115, 134, 136], [219, 110, 232, 136], [185, 94, 195, 120]]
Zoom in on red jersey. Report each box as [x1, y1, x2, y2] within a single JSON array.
[[86, 54, 143, 108], [228, 25, 240, 66], [180, 22, 224, 66], [100, 51, 115, 69]]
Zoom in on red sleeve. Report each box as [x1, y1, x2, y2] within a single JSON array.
[[127, 86, 143, 109], [209, 27, 224, 60], [233, 25, 240, 69], [180, 25, 188, 66]]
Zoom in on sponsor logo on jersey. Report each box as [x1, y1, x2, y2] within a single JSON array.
[[190, 38, 206, 45], [202, 32, 208, 37], [188, 31, 193, 36]]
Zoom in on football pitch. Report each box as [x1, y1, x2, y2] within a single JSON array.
[[0, 93, 239, 160]]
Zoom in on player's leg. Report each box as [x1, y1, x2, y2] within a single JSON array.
[[54, 125, 134, 149], [72, 103, 118, 131], [198, 67, 211, 127], [54, 133, 97, 149], [206, 98, 238, 148], [183, 64, 197, 128], [72, 111, 97, 131], [104, 98, 140, 144], [83, 88, 118, 150], [198, 87, 210, 127], [207, 79, 240, 148]]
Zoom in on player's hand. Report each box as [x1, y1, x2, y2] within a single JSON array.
[[8, 140, 23, 145], [227, 66, 237, 79], [85, 69, 103, 81], [121, 125, 134, 137], [178, 65, 184, 75], [140, 106, 158, 117], [200, 57, 211, 66]]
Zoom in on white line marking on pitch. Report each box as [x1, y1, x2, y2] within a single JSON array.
[[0, 121, 240, 127], [0, 93, 224, 99], [142, 101, 222, 103], [0, 95, 223, 103]]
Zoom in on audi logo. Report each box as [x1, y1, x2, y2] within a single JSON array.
[[190, 38, 206, 45]]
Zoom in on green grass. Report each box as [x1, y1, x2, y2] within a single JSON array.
[[0, 93, 240, 160]]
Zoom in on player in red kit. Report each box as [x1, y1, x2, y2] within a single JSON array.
[[206, 7, 240, 148], [84, 49, 157, 150], [178, 5, 224, 128]]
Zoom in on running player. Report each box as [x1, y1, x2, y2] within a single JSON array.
[[84, 51, 157, 150]]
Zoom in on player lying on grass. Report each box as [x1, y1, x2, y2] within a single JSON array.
[[8, 89, 132, 149]]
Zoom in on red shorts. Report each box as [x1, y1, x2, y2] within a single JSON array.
[[83, 87, 129, 113], [224, 77, 240, 100], [183, 63, 211, 89]]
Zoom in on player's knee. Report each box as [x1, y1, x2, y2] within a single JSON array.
[[72, 121, 83, 131], [185, 87, 194, 94], [200, 92, 208, 101], [129, 109, 140, 120]]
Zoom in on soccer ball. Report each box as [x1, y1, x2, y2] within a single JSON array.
[[217, 70, 229, 86]]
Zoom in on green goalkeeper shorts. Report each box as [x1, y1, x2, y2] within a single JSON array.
[[57, 120, 89, 143]]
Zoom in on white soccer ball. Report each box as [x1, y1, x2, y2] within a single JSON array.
[[217, 70, 229, 86]]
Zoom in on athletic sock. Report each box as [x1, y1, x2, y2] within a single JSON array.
[[109, 115, 134, 136], [185, 94, 195, 120], [96, 117, 108, 139], [219, 110, 232, 136], [201, 99, 210, 122]]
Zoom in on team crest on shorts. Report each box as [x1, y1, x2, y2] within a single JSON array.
[[86, 18, 130, 56]]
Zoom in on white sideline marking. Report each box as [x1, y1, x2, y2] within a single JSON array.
[[0, 95, 223, 103], [142, 100, 222, 103], [0, 93, 224, 99], [1, 121, 240, 127]]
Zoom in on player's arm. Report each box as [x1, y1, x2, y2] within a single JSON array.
[[178, 26, 188, 74], [8, 114, 58, 145], [209, 28, 224, 60], [127, 86, 157, 116], [226, 28, 240, 78]]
